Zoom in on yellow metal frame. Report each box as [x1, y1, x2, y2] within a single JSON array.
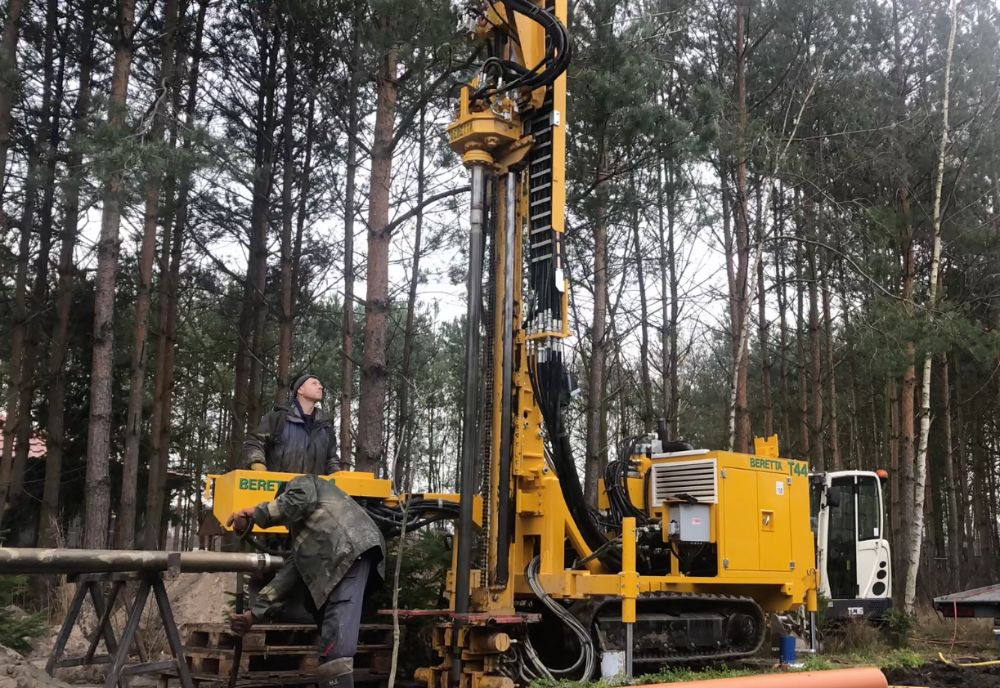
[[206, 470, 481, 534]]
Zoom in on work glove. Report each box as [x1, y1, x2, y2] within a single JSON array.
[[227, 507, 256, 533], [249, 461, 267, 471], [229, 610, 255, 637]]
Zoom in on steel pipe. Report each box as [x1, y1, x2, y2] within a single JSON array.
[[634, 667, 887, 688], [0, 548, 283, 575], [454, 163, 487, 620], [453, 163, 488, 686], [493, 171, 516, 587]]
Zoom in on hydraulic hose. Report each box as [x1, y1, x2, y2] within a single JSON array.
[[525, 556, 596, 680]]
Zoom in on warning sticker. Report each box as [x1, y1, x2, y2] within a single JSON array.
[[775, 481, 785, 496]]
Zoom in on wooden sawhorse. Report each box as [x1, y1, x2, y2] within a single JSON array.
[[46, 570, 195, 688]]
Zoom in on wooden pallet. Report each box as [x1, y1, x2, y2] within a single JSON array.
[[180, 622, 394, 684], [165, 667, 391, 687], [186, 623, 319, 652]]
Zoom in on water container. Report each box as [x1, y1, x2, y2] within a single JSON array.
[[779, 635, 797, 665]]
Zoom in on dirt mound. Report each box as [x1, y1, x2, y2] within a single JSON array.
[[0, 644, 73, 687], [884, 660, 1000, 687], [29, 572, 235, 684]]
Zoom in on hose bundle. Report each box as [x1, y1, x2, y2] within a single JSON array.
[[474, 0, 572, 102], [510, 556, 596, 682], [362, 498, 462, 538], [603, 436, 647, 527], [527, 344, 620, 571]]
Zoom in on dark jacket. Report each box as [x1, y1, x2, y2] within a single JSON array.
[[242, 402, 338, 475], [252, 475, 385, 612]]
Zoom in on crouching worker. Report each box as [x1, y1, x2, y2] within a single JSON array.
[[226, 474, 385, 688]]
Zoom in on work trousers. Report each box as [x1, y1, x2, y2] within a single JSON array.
[[252, 551, 374, 662]]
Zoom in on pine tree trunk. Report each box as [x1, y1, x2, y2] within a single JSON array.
[[795, 192, 810, 458], [275, 23, 297, 402], [775, 189, 793, 450], [83, 0, 137, 550], [5, 0, 61, 520], [757, 199, 773, 439], [144, 0, 207, 549], [807, 206, 824, 471], [339, 12, 361, 469], [729, 3, 751, 453], [230, 24, 279, 466], [667, 163, 680, 439], [837, 261, 860, 469], [291, 82, 317, 323], [39, 0, 97, 547], [584, 157, 610, 506], [393, 107, 426, 491], [631, 176, 654, 434], [356, 45, 398, 473], [1, 253, 27, 514], [119, 0, 180, 550], [951, 357, 969, 577], [657, 160, 670, 427], [888, 376, 901, 565], [0, 0, 25, 198], [822, 265, 841, 470], [897, 207, 917, 603]]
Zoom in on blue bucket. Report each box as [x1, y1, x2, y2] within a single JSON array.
[[779, 635, 796, 665]]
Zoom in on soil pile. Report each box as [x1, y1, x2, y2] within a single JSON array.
[[0, 644, 73, 687], [884, 661, 1000, 687]]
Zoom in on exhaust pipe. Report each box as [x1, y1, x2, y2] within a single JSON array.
[[635, 667, 887, 688]]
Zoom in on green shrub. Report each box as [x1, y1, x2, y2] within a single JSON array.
[[0, 575, 47, 653], [882, 609, 914, 648]]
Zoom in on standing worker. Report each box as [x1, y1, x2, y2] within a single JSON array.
[[227, 474, 385, 688], [243, 373, 340, 474]]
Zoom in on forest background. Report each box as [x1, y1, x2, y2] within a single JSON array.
[[0, 0, 997, 619]]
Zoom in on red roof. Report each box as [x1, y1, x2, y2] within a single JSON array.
[[0, 414, 47, 459]]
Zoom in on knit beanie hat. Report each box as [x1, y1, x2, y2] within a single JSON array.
[[290, 373, 320, 397]]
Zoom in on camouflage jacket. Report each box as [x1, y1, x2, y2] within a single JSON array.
[[252, 475, 385, 611], [242, 402, 338, 475]]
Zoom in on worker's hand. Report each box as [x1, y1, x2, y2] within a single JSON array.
[[226, 507, 256, 533], [249, 461, 267, 472], [229, 610, 255, 637]]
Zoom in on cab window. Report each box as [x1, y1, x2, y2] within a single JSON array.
[[857, 475, 881, 541]]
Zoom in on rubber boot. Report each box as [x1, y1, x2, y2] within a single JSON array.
[[317, 657, 354, 688]]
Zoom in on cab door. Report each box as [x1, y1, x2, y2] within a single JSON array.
[[855, 475, 891, 601], [824, 475, 857, 600]]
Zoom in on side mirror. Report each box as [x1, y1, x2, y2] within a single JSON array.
[[825, 486, 841, 508]]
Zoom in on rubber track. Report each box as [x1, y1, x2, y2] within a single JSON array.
[[594, 591, 767, 664]]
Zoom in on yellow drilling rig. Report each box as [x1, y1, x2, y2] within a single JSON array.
[[209, 2, 831, 687]]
